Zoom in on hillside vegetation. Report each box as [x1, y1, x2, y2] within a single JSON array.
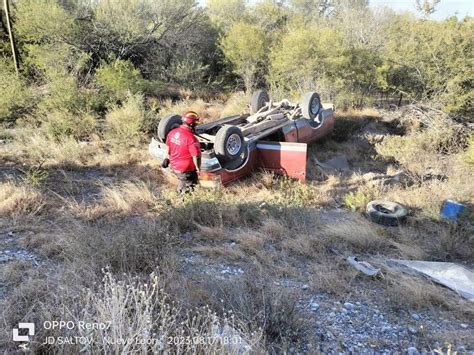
[[1, 0, 473, 353]]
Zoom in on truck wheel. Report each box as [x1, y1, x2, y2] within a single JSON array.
[[366, 200, 407, 226], [301, 92, 321, 120], [214, 125, 245, 162], [250, 90, 270, 114], [157, 114, 182, 142]]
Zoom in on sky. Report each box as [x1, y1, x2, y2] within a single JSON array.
[[200, 0, 474, 20], [370, 0, 474, 20]]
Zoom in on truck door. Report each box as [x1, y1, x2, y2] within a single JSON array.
[[256, 141, 307, 181]]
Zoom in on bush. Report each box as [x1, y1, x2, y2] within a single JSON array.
[[38, 74, 103, 115], [0, 60, 33, 122], [462, 136, 474, 167], [95, 60, 146, 103], [376, 118, 468, 175], [343, 188, 374, 212], [105, 93, 144, 145], [42, 110, 97, 141]]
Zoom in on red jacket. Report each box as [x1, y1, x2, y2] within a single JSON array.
[[166, 126, 201, 172]]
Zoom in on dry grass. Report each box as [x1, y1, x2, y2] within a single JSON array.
[[383, 267, 474, 316], [155, 91, 250, 123], [2, 131, 100, 166], [158, 98, 224, 122], [310, 257, 358, 296], [0, 181, 45, 216], [100, 181, 160, 215]]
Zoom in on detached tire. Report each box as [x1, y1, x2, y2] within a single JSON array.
[[301, 91, 321, 120], [366, 200, 407, 226], [214, 125, 245, 162], [250, 90, 270, 114], [157, 114, 182, 142]]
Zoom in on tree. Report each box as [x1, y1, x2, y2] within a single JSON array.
[[289, 0, 332, 18], [381, 14, 473, 116], [415, 0, 441, 18], [206, 0, 248, 30], [220, 22, 266, 91], [268, 25, 344, 96]]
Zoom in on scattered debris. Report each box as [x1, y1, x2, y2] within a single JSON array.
[[366, 200, 407, 226], [391, 260, 474, 301], [440, 199, 466, 222], [315, 155, 350, 172], [363, 170, 412, 187], [347, 256, 380, 276]]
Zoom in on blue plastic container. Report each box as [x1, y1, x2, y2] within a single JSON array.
[[440, 200, 465, 222]]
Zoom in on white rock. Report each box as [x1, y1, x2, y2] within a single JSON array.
[[460, 323, 469, 329], [343, 302, 355, 310], [310, 303, 320, 311]]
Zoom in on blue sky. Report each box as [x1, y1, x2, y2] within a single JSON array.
[[370, 0, 474, 19], [200, 0, 474, 20]]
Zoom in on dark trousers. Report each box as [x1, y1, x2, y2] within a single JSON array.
[[173, 170, 198, 193]]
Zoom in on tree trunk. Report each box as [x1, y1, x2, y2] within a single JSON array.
[[397, 93, 403, 107], [3, 0, 19, 76]]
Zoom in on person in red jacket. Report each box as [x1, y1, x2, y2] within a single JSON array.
[[164, 111, 201, 193]]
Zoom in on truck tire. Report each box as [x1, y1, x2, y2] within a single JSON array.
[[301, 92, 321, 120], [250, 90, 270, 114], [157, 114, 182, 142], [214, 125, 245, 162], [366, 200, 407, 226]]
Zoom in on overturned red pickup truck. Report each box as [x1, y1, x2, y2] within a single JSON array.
[[149, 90, 334, 187]]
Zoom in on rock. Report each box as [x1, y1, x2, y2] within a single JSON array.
[[460, 323, 469, 329], [408, 327, 417, 334], [315, 155, 350, 172], [302, 284, 309, 290], [180, 232, 192, 240], [343, 302, 355, 310], [310, 302, 320, 311], [407, 346, 419, 355], [411, 313, 421, 321]]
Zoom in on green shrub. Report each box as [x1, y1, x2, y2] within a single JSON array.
[[462, 136, 474, 167], [344, 188, 374, 212], [95, 60, 146, 103], [105, 93, 144, 145], [38, 74, 103, 115], [42, 110, 97, 141], [376, 119, 468, 174], [0, 60, 33, 122]]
